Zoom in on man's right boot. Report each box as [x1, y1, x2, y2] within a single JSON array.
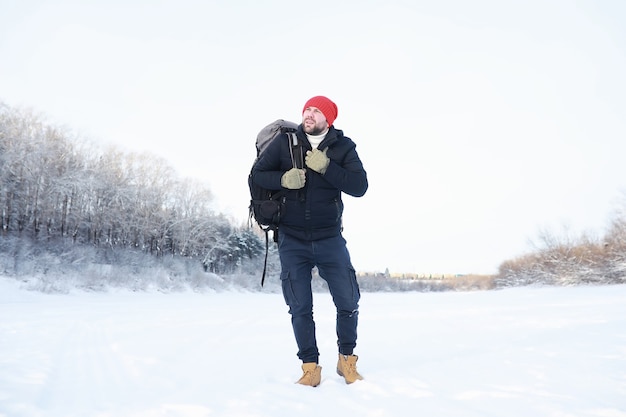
[[296, 362, 322, 387]]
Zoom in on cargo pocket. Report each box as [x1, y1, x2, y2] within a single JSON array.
[[280, 269, 298, 308], [349, 267, 361, 305]]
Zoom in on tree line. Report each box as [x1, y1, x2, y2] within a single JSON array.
[[495, 219, 626, 287], [0, 101, 263, 274], [3, 99, 625, 291]]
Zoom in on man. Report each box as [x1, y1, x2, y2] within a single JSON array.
[[251, 96, 368, 386]]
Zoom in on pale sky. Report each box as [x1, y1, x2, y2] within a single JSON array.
[[1, 0, 625, 275]]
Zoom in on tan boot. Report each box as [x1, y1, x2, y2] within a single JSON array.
[[296, 362, 322, 387], [337, 354, 363, 384]]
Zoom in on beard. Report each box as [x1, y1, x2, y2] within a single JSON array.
[[303, 119, 328, 135], [308, 126, 327, 135]]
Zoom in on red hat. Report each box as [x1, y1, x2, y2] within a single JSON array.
[[302, 96, 338, 127]]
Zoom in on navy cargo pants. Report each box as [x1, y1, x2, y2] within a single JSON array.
[[278, 232, 361, 364]]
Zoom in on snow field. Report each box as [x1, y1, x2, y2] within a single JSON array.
[[1, 279, 625, 417]]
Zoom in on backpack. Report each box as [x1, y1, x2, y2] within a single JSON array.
[[248, 119, 302, 286]]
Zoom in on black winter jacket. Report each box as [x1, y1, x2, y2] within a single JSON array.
[[251, 125, 368, 241]]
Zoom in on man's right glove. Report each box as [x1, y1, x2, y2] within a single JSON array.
[[281, 168, 306, 189]]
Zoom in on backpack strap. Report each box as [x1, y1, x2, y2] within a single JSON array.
[[287, 132, 304, 169], [260, 228, 270, 287]]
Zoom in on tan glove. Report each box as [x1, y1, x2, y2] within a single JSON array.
[[281, 168, 306, 189], [305, 148, 330, 174]]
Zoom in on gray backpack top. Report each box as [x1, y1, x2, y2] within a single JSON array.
[[255, 119, 299, 157]]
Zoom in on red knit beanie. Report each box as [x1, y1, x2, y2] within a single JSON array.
[[302, 96, 338, 127]]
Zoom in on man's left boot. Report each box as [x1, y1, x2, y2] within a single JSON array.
[[336, 354, 364, 384]]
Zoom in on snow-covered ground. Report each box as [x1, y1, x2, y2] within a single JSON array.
[[1, 278, 625, 417]]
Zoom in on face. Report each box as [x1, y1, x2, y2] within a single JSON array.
[[302, 106, 329, 135]]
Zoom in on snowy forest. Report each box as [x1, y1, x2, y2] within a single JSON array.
[[1, 101, 625, 292]]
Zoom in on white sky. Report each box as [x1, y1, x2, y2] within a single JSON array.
[[1, 0, 625, 275]]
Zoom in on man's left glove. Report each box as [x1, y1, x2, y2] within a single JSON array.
[[305, 148, 330, 174]]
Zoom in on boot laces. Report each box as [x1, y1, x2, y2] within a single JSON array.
[[343, 356, 357, 374], [299, 365, 320, 386]]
